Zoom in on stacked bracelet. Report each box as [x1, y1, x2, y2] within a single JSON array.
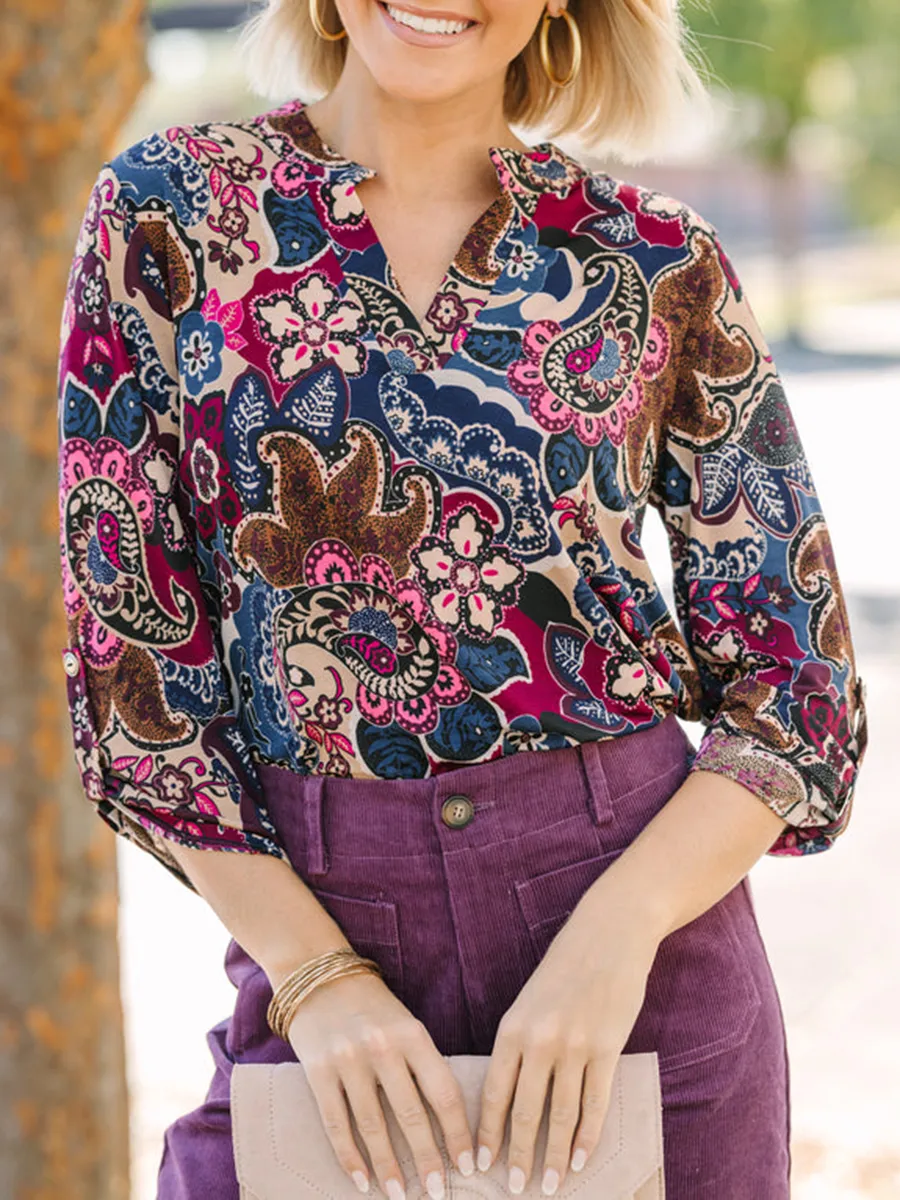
[[266, 948, 383, 1043]]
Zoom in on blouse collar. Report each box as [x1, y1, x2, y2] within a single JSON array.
[[263, 97, 588, 220]]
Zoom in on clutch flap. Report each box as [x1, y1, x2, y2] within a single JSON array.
[[231, 1052, 663, 1200]]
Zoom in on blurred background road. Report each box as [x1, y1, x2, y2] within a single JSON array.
[[102, 2, 900, 1195]]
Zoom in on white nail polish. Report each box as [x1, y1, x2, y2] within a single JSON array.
[[542, 1168, 559, 1196], [508, 1166, 526, 1194], [352, 1171, 370, 1194], [386, 1178, 406, 1200], [570, 1148, 587, 1172], [457, 1150, 475, 1176], [426, 1171, 445, 1200], [477, 1145, 493, 1172]]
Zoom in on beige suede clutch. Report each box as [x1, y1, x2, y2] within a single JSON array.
[[231, 1052, 664, 1199]]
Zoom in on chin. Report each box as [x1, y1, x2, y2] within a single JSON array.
[[364, 70, 474, 106], [351, 0, 489, 103]]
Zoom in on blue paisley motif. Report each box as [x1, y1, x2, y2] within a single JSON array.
[[113, 132, 210, 228], [378, 369, 553, 559]]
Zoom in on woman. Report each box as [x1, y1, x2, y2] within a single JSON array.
[[56, 1, 868, 1196]]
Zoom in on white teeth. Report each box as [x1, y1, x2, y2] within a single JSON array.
[[384, 4, 471, 35]]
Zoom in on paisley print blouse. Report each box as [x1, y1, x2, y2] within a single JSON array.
[[57, 96, 868, 894]]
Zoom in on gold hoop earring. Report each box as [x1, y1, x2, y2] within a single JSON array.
[[309, 0, 347, 40], [539, 5, 582, 89]]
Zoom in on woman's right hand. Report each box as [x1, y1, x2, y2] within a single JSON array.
[[287, 970, 476, 1200]]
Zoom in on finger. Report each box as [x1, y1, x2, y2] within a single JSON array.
[[505, 1043, 554, 1194], [475, 1020, 522, 1172], [339, 1054, 408, 1200], [304, 1062, 374, 1194], [539, 1056, 586, 1196], [403, 1022, 476, 1177], [374, 1047, 446, 1199], [568, 1055, 615, 1174]]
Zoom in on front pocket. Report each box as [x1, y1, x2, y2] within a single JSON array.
[[514, 853, 761, 1074], [515, 849, 623, 950], [311, 888, 405, 997]]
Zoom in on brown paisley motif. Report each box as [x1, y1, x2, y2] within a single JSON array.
[[89, 643, 192, 746], [234, 424, 433, 586], [624, 231, 757, 501], [455, 191, 516, 282], [714, 677, 795, 751], [162, 220, 198, 314], [789, 514, 852, 668], [267, 104, 357, 170], [124, 213, 198, 317], [665, 233, 758, 442]]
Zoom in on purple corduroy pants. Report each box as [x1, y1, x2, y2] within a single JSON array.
[[156, 715, 791, 1198]]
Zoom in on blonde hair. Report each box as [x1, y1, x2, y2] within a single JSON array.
[[236, 0, 706, 158]]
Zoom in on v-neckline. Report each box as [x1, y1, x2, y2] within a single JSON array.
[[261, 97, 589, 373]]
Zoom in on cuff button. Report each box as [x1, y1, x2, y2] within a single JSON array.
[[62, 650, 80, 677]]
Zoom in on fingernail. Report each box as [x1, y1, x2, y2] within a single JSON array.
[[386, 1179, 405, 1200], [571, 1148, 587, 1172], [426, 1171, 444, 1200], [352, 1171, 370, 1194], [477, 1145, 492, 1172], [508, 1166, 526, 1194], [542, 1168, 559, 1196], [457, 1150, 475, 1177]]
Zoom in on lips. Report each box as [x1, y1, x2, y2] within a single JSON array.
[[376, 0, 478, 43]]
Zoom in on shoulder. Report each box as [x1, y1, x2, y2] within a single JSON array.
[[555, 157, 742, 298], [554, 147, 721, 253], [101, 108, 285, 231]]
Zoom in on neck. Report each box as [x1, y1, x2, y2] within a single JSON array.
[[303, 52, 533, 204]]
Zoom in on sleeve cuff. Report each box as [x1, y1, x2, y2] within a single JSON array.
[[91, 771, 293, 895], [688, 726, 859, 857]]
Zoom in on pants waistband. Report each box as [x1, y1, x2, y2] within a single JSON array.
[[256, 715, 693, 877]]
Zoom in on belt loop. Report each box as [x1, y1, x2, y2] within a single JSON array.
[[578, 739, 614, 828], [304, 774, 329, 876]]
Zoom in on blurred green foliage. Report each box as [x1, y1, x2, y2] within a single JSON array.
[[688, 0, 900, 224]]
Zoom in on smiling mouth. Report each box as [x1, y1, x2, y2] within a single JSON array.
[[377, 1, 477, 37]]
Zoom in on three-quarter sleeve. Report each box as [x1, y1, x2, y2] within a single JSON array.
[[57, 160, 290, 894], [652, 223, 868, 856]]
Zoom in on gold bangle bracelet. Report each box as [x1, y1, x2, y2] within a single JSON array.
[[270, 950, 371, 1013], [271, 961, 382, 1042], [266, 950, 383, 1042], [269, 950, 363, 1017], [269, 961, 382, 1042]]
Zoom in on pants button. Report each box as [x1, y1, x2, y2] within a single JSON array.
[[441, 794, 475, 828]]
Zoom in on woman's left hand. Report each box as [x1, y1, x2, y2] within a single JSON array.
[[473, 896, 662, 1197]]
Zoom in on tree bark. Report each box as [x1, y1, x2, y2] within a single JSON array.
[[0, 3, 148, 1196]]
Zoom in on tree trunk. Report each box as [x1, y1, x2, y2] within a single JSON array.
[[0, 3, 148, 1196]]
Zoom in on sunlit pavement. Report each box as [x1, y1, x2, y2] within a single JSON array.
[[119, 356, 900, 1198]]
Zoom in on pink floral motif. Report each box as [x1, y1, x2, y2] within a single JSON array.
[[253, 271, 366, 381], [412, 506, 524, 639], [283, 665, 355, 775], [271, 158, 320, 200]]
